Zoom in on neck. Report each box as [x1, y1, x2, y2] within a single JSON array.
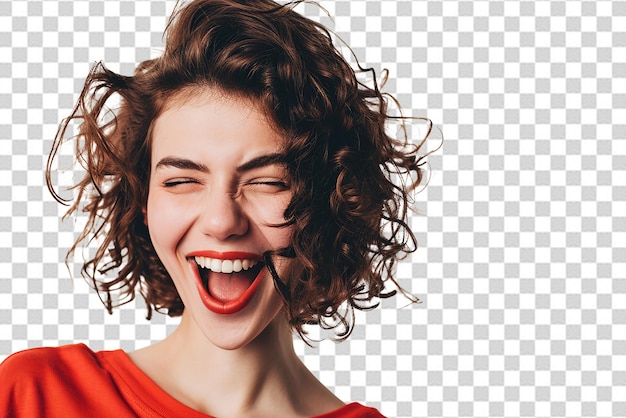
[[142, 311, 326, 417]]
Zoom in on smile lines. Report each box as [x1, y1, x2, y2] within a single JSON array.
[[194, 256, 259, 274]]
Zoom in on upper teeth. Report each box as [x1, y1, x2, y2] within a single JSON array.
[[194, 256, 259, 274]]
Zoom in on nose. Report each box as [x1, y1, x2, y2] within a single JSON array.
[[198, 188, 249, 241]]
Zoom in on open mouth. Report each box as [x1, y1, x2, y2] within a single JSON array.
[[188, 253, 266, 315], [195, 256, 265, 300]]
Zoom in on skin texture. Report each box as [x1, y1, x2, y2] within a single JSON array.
[[129, 90, 343, 417]]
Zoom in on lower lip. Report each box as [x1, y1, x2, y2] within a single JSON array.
[[189, 260, 265, 315]]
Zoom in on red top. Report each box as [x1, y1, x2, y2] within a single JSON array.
[[0, 344, 385, 418]]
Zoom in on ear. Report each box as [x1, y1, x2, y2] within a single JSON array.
[[142, 207, 148, 226]]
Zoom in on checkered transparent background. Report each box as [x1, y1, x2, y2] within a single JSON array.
[[1, 1, 625, 417]]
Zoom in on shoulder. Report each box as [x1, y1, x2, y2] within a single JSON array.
[[1, 343, 96, 368], [315, 402, 387, 418], [0, 344, 119, 418], [0, 343, 101, 384], [1, 344, 92, 376]]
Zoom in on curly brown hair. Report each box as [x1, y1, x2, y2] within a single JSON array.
[[46, 0, 434, 340]]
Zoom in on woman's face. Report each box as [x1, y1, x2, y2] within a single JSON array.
[[146, 90, 293, 349]]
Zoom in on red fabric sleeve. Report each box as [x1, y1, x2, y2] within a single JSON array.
[[313, 402, 387, 418], [0, 344, 137, 418]]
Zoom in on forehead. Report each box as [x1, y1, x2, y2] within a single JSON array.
[[159, 87, 257, 119], [154, 87, 281, 132], [149, 88, 285, 163]]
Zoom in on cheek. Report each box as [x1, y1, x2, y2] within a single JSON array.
[[251, 200, 293, 248], [272, 226, 293, 248], [244, 193, 291, 227], [253, 195, 293, 254], [146, 191, 193, 256]]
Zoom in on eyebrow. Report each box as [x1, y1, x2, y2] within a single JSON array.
[[155, 157, 209, 172], [154, 153, 285, 173], [236, 153, 285, 172]]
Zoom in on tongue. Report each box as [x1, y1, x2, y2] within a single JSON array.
[[208, 271, 255, 303]]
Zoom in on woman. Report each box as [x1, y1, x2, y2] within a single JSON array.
[[0, 1, 430, 416]]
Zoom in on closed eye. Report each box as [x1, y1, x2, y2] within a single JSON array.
[[250, 180, 289, 188], [245, 179, 290, 191], [163, 178, 199, 187]]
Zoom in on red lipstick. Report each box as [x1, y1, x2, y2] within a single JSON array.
[[188, 250, 262, 261], [187, 251, 265, 315]]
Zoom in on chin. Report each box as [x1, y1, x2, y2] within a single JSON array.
[[183, 273, 288, 351], [201, 309, 287, 351]]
